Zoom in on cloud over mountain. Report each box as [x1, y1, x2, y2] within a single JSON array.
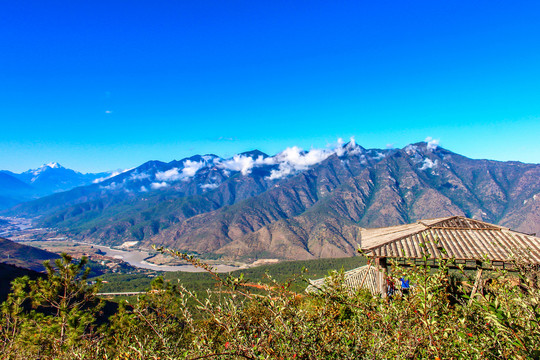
[[5, 139, 538, 262]]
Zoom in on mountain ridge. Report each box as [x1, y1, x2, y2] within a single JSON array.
[[3, 141, 539, 260], [0, 237, 60, 272], [0, 163, 115, 209]]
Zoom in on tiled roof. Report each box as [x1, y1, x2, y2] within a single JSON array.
[[362, 216, 540, 264]]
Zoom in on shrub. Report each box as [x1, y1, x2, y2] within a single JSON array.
[[1, 249, 539, 359]]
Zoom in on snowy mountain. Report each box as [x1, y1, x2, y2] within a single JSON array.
[[0, 163, 112, 208]]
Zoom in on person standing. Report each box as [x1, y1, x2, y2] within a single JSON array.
[[400, 277, 410, 296], [386, 277, 395, 299]]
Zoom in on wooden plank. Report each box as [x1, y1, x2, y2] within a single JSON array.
[[468, 268, 483, 306], [358, 262, 373, 291]]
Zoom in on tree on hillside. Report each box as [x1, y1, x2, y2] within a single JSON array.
[[31, 253, 103, 344], [1, 254, 103, 357]]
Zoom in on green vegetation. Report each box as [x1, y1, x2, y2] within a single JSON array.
[[96, 256, 367, 295], [1, 254, 103, 356], [0, 263, 43, 303], [1, 252, 539, 359], [35, 188, 220, 247]]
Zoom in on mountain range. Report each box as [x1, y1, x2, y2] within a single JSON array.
[[0, 163, 112, 209], [3, 141, 539, 261]]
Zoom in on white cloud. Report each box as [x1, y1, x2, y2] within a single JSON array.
[[200, 183, 219, 190], [425, 137, 440, 151], [370, 152, 386, 160], [346, 137, 363, 155], [218, 154, 275, 176], [151, 182, 169, 190], [100, 182, 122, 191], [404, 144, 424, 164], [155, 160, 206, 182], [266, 163, 295, 180], [93, 167, 134, 184], [129, 172, 150, 181], [419, 158, 439, 170], [334, 137, 362, 156], [140, 186, 148, 192], [275, 146, 332, 169], [219, 155, 255, 175], [202, 155, 218, 162], [155, 168, 182, 182], [263, 138, 363, 180], [404, 144, 418, 155], [359, 154, 368, 165], [266, 146, 333, 180], [334, 138, 346, 157], [182, 160, 206, 177]]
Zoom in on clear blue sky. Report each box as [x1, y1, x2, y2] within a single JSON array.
[[1, 1, 539, 173]]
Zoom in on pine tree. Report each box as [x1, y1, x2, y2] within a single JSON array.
[[29, 253, 103, 346], [1, 253, 103, 357]]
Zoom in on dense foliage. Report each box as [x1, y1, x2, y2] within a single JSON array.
[[96, 256, 366, 295], [1, 251, 539, 359]]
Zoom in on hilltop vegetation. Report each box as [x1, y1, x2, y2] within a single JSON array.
[[1, 251, 539, 359], [0, 263, 43, 304], [97, 256, 367, 295]]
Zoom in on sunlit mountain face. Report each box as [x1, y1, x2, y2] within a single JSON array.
[[3, 140, 539, 261]]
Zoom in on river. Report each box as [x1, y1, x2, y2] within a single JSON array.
[[84, 243, 241, 273]]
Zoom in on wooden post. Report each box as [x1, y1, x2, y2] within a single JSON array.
[[375, 257, 388, 296], [374, 258, 380, 295], [358, 261, 373, 291], [468, 268, 483, 306], [531, 265, 539, 290]]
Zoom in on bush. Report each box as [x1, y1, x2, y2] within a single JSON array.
[[1, 250, 539, 359]]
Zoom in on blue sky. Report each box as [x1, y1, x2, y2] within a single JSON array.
[[1, 1, 539, 173]]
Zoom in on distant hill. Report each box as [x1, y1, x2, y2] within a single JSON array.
[[4, 142, 540, 261], [0, 163, 112, 209], [0, 237, 60, 272], [0, 262, 43, 303], [0, 172, 35, 208]]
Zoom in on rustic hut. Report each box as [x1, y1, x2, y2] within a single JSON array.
[[307, 216, 540, 295]]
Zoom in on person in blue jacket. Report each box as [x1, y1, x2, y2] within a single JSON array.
[[400, 277, 410, 296]]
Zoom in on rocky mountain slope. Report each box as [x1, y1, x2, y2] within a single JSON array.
[[4, 141, 539, 260]]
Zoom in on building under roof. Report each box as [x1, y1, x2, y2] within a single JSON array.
[[361, 216, 540, 265], [307, 216, 540, 295]]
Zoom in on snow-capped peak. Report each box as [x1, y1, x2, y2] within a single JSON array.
[[45, 162, 61, 169], [30, 162, 64, 176]]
